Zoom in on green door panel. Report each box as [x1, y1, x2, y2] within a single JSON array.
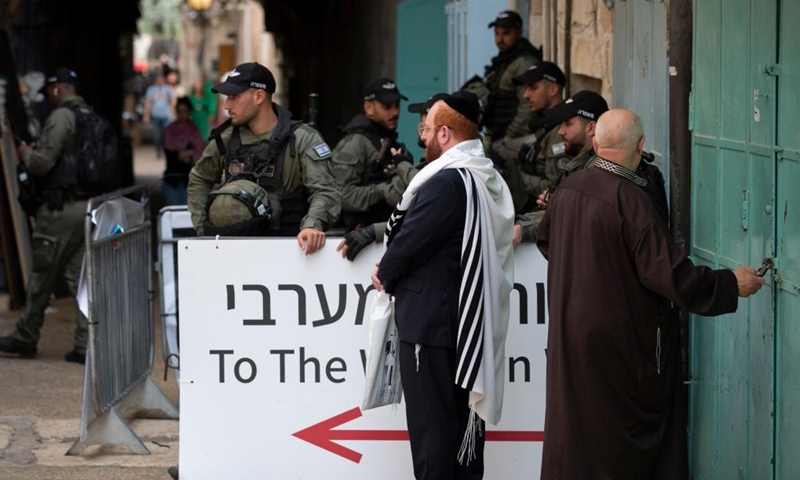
[[396, 0, 448, 162], [690, 0, 778, 478], [776, 1, 800, 477]]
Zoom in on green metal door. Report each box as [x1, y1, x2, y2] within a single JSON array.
[[396, 0, 447, 161], [775, 1, 800, 477], [691, 0, 799, 478]]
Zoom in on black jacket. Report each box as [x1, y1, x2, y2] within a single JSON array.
[[377, 169, 466, 348]]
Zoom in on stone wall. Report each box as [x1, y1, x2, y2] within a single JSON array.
[[516, 0, 614, 103]]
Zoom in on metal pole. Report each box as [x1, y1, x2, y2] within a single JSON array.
[[667, 0, 692, 253], [667, 0, 693, 381]]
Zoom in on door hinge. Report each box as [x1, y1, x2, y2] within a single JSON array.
[[688, 91, 694, 131], [764, 64, 781, 76]]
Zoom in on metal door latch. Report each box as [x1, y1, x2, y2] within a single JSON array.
[[757, 258, 774, 277]]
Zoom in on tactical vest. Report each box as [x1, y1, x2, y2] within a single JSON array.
[[518, 126, 549, 175], [206, 116, 307, 237], [482, 39, 542, 138], [483, 69, 518, 138], [339, 116, 400, 229], [38, 102, 89, 211]]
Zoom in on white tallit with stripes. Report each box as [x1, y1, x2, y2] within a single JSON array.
[[384, 139, 515, 460]]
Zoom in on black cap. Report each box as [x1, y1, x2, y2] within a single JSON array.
[[408, 92, 450, 114], [488, 10, 523, 29], [442, 91, 480, 125], [513, 62, 567, 87], [363, 77, 408, 105], [450, 90, 480, 119], [46, 67, 79, 86], [212, 62, 276, 95], [545, 90, 609, 124]]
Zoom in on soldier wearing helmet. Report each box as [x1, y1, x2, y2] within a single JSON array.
[[186, 62, 341, 254]]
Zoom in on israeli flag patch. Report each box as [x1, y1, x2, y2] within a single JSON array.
[[314, 143, 332, 158], [551, 142, 566, 156]]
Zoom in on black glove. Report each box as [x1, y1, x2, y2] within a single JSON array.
[[391, 145, 413, 166], [343, 224, 376, 261], [383, 148, 413, 181]]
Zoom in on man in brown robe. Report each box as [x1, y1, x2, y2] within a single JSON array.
[[536, 109, 765, 479]]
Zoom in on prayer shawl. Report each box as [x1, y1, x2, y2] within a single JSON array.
[[384, 139, 515, 460]]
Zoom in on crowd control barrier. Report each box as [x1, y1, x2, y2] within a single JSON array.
[[156, 205, 196, 384], [68, 186, 179, 455]]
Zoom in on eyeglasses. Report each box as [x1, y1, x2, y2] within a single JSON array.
[[417, 124, 449, 136]]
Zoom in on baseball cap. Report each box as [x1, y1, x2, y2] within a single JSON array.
[[442, 91, 480, 125], [363, 77, 408, 105], [488, 10, 523, 29], [545, 90, 609, 124], [407, 92, 450, 114], [513, 62, 567, 87], [46, 67, 79, 86], [212, 62, 276, 95]]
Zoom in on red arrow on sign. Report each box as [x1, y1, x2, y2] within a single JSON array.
[[292, 407, 544, 463]]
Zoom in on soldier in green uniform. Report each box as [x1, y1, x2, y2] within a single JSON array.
[[0, 68, 92, 364], [464, 10, 542, 149], [335, 92, 448, 260], [335, 91, 482, 261], [331, 78, 414, 232], [490, 61, 571, 213], [186, 62, 340, 255], [513, 90, 609, 245]]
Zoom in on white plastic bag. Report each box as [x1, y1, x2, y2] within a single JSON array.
[[362, 290, 403, 410]]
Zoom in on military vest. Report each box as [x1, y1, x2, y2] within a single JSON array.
[[38, 100, 90, 211], [209, 115, 307, 236]]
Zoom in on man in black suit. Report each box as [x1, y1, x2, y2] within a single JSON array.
[[372, 96, 515, 480]]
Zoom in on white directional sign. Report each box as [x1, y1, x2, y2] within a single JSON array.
[[178, 238, 548, 480]]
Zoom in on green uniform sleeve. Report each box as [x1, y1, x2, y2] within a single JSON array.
[[393, 161, 418, 186], [504, 127, 572, 213], [296, 129, 341, 231], [371, 221, 387, 243], [332, 134, 388, 212], [518, 210, 546, 243], [186, 140, 224, 235], [23, 106, 75, 177], [502, 56, 539, 139], [382, 161, 421, 206], [538, 128, 569, 186], [522, 128, 568, 197]]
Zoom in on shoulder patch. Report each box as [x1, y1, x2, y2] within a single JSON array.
[[551, 142, 566, 156], [314, 143, 332, 158]]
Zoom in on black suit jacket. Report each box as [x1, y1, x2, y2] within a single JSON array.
[[377, 169, 466, 348]]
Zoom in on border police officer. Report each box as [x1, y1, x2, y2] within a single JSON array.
[[0, 67, 92, 364], [331, 78, 413, 231], [186, 62, 340, 254]]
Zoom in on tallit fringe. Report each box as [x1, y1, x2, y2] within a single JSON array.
[[457, 408, 482, 465], [415, 344, 422, 372]]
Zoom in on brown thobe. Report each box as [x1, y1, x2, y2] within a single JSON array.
[[536, 166, 738, 480]]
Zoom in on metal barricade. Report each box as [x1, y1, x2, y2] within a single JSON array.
[[157, 205, 196, 384], [68, 185, 179, 455]]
